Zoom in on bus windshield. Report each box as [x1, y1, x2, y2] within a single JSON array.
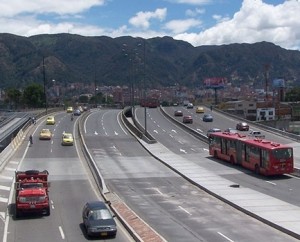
[[272, 148, 292, 160]]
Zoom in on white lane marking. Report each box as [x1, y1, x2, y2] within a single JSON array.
[[169, 134, 174, 138], [114, 131, 118, 135], [59, 226, 65, 239], [154, 130, 158, 134], [196, 128, 203, 132], [0, 175, 13, 180], [94, 131, 98, 135], [191, 148, 196, 152], [218, 232, 234, 242], [180, 149, 187, 154], [266, 181, 276, 186], [0, 197, 8, 203], [3, 143, 29, 242], [51, 200, 55, 209], [4, 167, 15, 171], [178, 141, 184, 144], [162, 129, 166, 132], [154, 188, 164, 195], [0, 212, 5, 222], [0, 185, 10, 191], [171, 129, 177, 133], [178, 206, 192, 215], [203, 148, 209, 152]]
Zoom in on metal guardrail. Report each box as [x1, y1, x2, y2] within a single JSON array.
[[211, 107, 300, 142], [122, 106, 157, 144], [0, 108, 63, 166]]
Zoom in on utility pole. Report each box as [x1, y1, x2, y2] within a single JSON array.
[[143, 39, 147, 135], [43, 57, 48, 114], [264, 64, 270, 101]]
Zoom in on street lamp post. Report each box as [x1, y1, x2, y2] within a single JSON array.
[[122, 44, 134, 109], [143, 39, 147, 135], [43, 57, 48, 114]]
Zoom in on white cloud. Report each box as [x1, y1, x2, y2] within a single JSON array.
[[165, 18, 202, 34], [175, 0, 300, 50], [0, 0, 105, 17], [186, 7, 205, 17], [129, 8, 167, 29], [212, 14, 230, 23]]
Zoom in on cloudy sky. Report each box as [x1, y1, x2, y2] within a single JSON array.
[[0, 0, 299, 50]]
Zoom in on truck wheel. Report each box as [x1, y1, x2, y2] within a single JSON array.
[[15, 210, 21, 219], [45, 207, 50, 216]]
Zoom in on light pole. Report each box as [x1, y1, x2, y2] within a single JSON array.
[[43, 57, 48, 114], [122, 44, 134, 108], [143, 39, 147, 135]]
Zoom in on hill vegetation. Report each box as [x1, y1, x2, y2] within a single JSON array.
[[1, 33, 300, 89]]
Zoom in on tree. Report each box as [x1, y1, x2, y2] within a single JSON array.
[[285, 88, 300, 102], [5, 88, 22, 109], [23, 83, 45, 108], [78, 95, 89, 104]]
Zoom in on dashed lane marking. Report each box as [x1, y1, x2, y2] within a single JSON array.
[[4, 167, 16, 172], [0, 197, 8, 203], [0, 185, 10, 191], [0, 175, 13, 180], [0, 212, 5, 222]]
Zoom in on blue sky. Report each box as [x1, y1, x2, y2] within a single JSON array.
[[0, 0, 299, 50]]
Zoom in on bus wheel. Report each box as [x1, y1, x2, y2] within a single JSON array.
[[214, 151, 218, 158], [230, 156, 235, 165], [255, 164, 260, 175]]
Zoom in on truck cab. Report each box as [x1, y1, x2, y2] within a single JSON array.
[[15, 170, 50, 218]]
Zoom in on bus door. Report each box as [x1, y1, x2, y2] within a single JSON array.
[[221, 139, 227, 155], [236, 140, 243, 165]]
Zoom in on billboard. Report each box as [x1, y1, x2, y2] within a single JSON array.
[[203, 77, 226, 89], [272, 79, 285, 88]]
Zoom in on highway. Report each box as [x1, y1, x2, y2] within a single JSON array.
[[0, 107, 299, 241], [81, 108, 298, 241], [0, 112, 134, 242]]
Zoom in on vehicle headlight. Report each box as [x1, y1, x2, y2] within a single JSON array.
[[109, 225, 117, 230]]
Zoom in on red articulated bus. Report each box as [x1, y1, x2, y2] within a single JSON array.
[[208, 132, 294, 176]]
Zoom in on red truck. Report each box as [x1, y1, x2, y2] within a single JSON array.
[[15, 170, 50, 218]]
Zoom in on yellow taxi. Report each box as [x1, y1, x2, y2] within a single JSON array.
[[196, 106, 205, 113], [39, 129, 52, 140], [66, 106, 74, 113], [61, 132, 74, 146], [46, 115, 55, 125]]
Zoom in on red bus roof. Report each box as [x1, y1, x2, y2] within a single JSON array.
[[211, 132, 291, 149]]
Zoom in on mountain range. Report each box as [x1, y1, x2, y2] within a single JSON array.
[[1, 33, 300, 90]]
